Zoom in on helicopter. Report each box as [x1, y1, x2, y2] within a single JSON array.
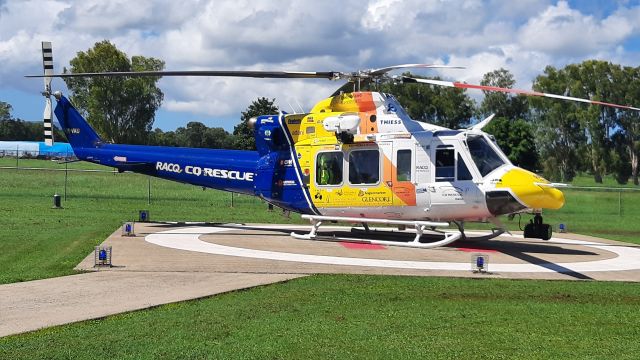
[[29, 42, 640, 249]]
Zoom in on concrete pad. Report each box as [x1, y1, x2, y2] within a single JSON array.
[[78, 223, 640, 282], [0, 271, 303, 338]]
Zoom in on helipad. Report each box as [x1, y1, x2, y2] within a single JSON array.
[[76, 222, 640, 282]]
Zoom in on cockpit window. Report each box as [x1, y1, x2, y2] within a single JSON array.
[[466, 135, 505, 177], [435, 147, 455, 182]]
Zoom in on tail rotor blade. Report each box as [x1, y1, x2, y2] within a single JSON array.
[[42, 41, 53, 92], [41, 41, 54, 146], [43, 97, 53, 146]]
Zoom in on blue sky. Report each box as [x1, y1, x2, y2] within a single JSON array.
[[0, 0, 638, 132]]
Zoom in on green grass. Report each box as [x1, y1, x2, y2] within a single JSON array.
[[0, 158, 299, 284], [2, 159, 640, 357], [2, 275, 640, 359], [542, 188, 640, 242], [569, 172, 640, 188], [1, 158, 639, 284]]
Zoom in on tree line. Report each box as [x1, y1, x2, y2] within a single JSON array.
[[148, 97, 277, 150], [1, 101, 66, 141], [0, 96, 276, 151], [2, 41, 638, 185]]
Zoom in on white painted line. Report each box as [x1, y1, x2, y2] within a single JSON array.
[[145, 226, 640, 273]]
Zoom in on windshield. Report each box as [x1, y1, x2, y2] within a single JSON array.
[[466, 134, 506, 177]]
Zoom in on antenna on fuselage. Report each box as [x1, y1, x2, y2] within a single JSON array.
[[286, 100, 297, 114], [293, 98, 305, 113]]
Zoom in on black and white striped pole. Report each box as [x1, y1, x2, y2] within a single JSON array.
[[42, 41, 54, 146]]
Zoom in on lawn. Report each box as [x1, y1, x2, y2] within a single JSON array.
[[1, 275, 639, 359], [1, 158, 639, 284], [544, 187, 640, 242], [2, 159, 640, 357], [0, 158, 297, 284]]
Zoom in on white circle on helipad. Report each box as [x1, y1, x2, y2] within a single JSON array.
[[145, 225, 640, 273]]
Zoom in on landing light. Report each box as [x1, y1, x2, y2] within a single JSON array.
[[323, 113, 360, 134], [559, 223, 567, 233], [471, 253, 489, 273], [94, 246, 112, 267], [122, 222, 135, 236]]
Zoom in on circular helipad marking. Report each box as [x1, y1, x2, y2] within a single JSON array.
[[145, 226, 640, 273]]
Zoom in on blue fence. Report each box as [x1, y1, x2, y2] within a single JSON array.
[[0, 141, 74, 159]]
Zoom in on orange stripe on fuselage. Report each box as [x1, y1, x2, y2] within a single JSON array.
[[353, 92, 379, 135], [382, 152, 416, 206], [354, 92, 376, 112]]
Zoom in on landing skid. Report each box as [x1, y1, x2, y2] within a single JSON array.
[[459, 228, 505, 241], [291, 215, 463, 249], [350, 226, 505, 242]]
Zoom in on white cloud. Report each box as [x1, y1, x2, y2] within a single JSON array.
[[518, 1, 637, 57]]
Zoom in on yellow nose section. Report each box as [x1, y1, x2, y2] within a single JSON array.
[[496, 168, 565, 210]]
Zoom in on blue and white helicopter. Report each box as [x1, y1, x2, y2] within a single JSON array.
[[30, 42, 639, 248]]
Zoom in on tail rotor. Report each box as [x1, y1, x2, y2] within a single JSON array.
[[41, 41, 54, 146]]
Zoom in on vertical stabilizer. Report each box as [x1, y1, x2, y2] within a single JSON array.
[[54, 95, 102, 149]]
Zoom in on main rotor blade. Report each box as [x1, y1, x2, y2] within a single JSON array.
[[369, 64, 464, 77], [403, 76, 640, 112], [26, 70, 341, 80]]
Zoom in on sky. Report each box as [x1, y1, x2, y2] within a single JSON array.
[[0, 0, 639, 132]]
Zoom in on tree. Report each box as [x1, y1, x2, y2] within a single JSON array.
[[148, 124, 235, 149], [484, 117, 538, 171], [0, 118, 65, 142], [233, 97, 279, 150], [0, 101, 11, 121], [612, 65, 640, 185], [530, 62, 640, 184], [172, 121, 235, 149], [380, 74, 475, 129], [0, 102, 51, 141], [148, 128, 181, 147], [564, 61, 618, 183], [478, 68, 529, 120], [530, 66, 586, 182], [182, 122, 209, 148], [63, 40, 164, 144], [478, 69, 537, 171], [203, 127, 234, 149], [611, 132, 632, 184]]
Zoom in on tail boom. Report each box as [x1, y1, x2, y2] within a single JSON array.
[[54, 94, 259, 195], [52, 93, 314, 213]]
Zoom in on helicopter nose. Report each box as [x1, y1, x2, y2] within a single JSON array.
[[496, 168, 565, 210]]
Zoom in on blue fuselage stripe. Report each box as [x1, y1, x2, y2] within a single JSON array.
[[79, 144, 259, 195]]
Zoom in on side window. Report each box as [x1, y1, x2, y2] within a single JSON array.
[[397, 149, 412, 182], [457, 156, 473, 181], [349, 150, 380, 185], [316, 152, 343, 185], [435, 148, 455, 182]]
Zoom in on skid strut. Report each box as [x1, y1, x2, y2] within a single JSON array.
[[291, 215, 463, 249]]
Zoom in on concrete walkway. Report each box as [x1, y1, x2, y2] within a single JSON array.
[[0, 271, 303, 338]]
